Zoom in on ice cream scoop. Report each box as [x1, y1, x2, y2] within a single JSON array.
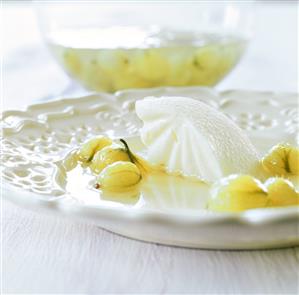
[[135, 96, 259, 182]]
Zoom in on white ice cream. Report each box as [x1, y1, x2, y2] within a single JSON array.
[[135, 96, 259, 182]]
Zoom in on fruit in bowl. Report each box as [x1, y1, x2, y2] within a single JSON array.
[[48, 27, 247, 92]]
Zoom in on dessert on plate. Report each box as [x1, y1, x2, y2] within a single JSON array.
[[65, 96, 299, 212]]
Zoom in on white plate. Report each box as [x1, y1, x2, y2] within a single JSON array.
[[2, 87, 299, 249]]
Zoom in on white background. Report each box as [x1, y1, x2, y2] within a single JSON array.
[[2, 1, 299, 293]]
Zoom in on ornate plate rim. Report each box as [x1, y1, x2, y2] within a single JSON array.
[[2, 86, 299, 229]]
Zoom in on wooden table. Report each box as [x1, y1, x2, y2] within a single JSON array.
[[3, 2, 299, 293]]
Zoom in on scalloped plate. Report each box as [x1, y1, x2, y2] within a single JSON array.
[[2, 87, 299, 249]]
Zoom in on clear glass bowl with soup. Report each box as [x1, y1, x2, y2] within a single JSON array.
[[35, 2, 254, 92]]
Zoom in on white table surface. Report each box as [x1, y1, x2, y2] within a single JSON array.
[[2, 2, 299, 294]]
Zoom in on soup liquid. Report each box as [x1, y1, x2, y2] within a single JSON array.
[[48, 27, 247, 92]]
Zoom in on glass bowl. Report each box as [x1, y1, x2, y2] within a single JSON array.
[[35, 2, 254, 93]]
